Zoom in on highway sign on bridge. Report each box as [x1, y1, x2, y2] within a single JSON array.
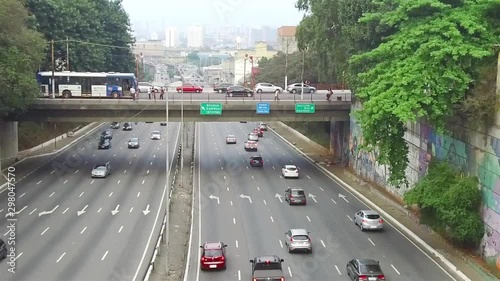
[[295, 103, 315, 114], [256, 102, 270, 114], [200, 103, 223, 115]]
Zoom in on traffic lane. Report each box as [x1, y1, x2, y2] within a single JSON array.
[[265, 130, 455, 280], [2, 124, 164, 278], [198, 123, 266, 281], [5, 135, 154, 281]]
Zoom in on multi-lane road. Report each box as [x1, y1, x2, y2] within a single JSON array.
[[0, 122, 180, 281], [185, 122, 456, 281]]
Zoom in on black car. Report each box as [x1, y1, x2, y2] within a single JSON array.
[[0, 239, 7, 260], [160, 122, 167, 126], [98, 138, 111, 149], [110, 122, 120, 129], [226, 86, 253, 97], [100, 130, 113, 140], [123, 123, 133, 131], [214, 83, 233, 93], [346, 259, 385, 281], [250, 156, 263, 167]]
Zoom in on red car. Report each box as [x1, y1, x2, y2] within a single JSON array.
[[176, 83, 203, 93], [253, 128, 263, 137], [200, 241, 227, 270]]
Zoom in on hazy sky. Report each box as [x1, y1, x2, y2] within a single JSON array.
[[122, 0, 304, 28]]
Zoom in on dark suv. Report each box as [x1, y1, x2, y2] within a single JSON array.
[[98, 138, 111, 149], [123, 123, 133, 131], [250, 255, 285, 281], [250, 156, 263, 167], [100, 129, 113, 140], [285, 187, 307, 205]]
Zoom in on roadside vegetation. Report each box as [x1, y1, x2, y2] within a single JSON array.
[[18, 122, 89, 151]]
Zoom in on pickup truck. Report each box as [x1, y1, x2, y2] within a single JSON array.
[[249, 255, 285, 281]]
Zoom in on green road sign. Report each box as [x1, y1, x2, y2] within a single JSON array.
[[295, 103, 315, 113], [200, 103, 223, 115]]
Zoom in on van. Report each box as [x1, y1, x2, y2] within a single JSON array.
[[0, 239, 7, 260]]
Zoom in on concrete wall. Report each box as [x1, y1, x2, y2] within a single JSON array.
[[0, 121, 19, 167], [347, 99, 500, 269]]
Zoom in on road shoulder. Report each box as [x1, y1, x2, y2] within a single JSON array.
[[268, 121, 497, 281]]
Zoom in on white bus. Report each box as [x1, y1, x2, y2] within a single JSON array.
[[37, 71, 138, 98]]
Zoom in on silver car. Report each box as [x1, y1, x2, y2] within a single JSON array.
[[286, 83, 316, 94], [226, 135, 237, 144], [254, 82, 283, 93], [247, 133, 259, 141], [151, 131, 161, 140], [354, 210, 384, 231], [284, 229, 312, 253], [128, 137, 139, 148], [91, 163, 111, 178]]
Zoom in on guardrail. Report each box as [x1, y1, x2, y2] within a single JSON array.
[[143, 142, 183, 281]]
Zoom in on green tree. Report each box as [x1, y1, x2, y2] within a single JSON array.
[[0, 0, 45, 116], [404, 161, 484, 248], [187, 52, 199, 64], [350, 0, 500, 185], [26, 0, 134, 73]]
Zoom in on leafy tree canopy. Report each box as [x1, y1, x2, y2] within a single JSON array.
[[187, 52, 199, 62], [404, 161, 484, 247], [350, 0, 500, 185], [0, 0, 45, 116], [26, 0, 135, 73], [255, 52, 319, 87]]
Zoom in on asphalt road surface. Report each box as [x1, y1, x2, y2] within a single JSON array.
[[0, 122, 180, 281], [184, 122, 456, 281]]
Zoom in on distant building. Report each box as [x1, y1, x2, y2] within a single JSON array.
[[277, 26, 298, 54], [187, 25, 204, 48], [231, 42, 277, 84], [132, 40, 166, 58], [165, 27, 178, 47]]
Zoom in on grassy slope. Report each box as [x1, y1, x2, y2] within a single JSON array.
[[282, 121, 330, 149], [18, 122, 89, 150]]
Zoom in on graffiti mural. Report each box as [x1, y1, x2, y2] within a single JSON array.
[[330, 121, 349, 165], [349, 106, 500, 268]]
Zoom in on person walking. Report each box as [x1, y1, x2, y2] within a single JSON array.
[[274, 90, 280, 101], [326, 88, 332, 102], [160, 87, 164, 100], [148, 87, 152, 99], [130, 86, 136, 101]]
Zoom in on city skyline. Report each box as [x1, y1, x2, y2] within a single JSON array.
[[122, 0, 304, 28]]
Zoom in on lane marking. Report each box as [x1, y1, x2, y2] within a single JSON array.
[[117, 180, 121, 184], [92, 154, 95, 157], [56, 252, 66, 263], [238, 270, 241, 281], [251, 175, 254, 179], [321, 240, 326, 248], [50, 170, 55, 174], [79, 192, 84, 198], [263, 200, 267, 205], [346, 215, 353, 221], [272, 166, 275, 169], [80, 227, 87, 234], [142, 180, 145, 184], [101, 250, 109, 260], [230, 201, 233, 206], [226, 187, 229, 191], [256, 186, 260, 191], [63, 180, 68, 184], [113, 154, 116, 157], [150, 162, 153, 166], [119, 226, 123, 233], [270, 216, 274, 222], [91, 180, 95, 184], [19, 193, 25, 198], [129, 161, 132, 165], [307, 175, 311, 179], [279, 240, 283, 248], [288, 267, 293, 277], [84, 161, 88, 164], [13, 252, 22, 262], [3, 230, 9, 236], [75, 170, 79, 174], [147, 170, 150, 174], [124, 170, 127, 174], [109, 192, 113, 197], [137, 192, 141, 197], [235, 240, 239, 248], [233, 218, 236, 224], [368, 238, 376, 246], [306, 215, 311, 222], [40, 227, 50, 235], [391, 264, 401, 275], [319, 186, 324, 191], [49, 192, 55, 197], [335, 265, 342, 275], [37, 180, 42, 185], [29, 208, 37, 215], [130, 207, 134, 212], [331, 198, 337, 204], [62, 208, 69, 214], [98, 208, 102, 213]]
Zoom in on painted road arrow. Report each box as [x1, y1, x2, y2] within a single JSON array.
[[275, 193, 283, 203], [308, 193, 317, 203], [240, 194, 253, 203], [143, 204, 151, 215], [209, 195, 220, 204], [77, 205, 88, 216], [111, 204, 120, 216], [5, 206, 28, 217], [38, 205, 59, 217], [339, 194, 349, 203]]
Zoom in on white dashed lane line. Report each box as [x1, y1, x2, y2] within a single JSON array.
[[137, 192, 141, 197], [63, 180, 68, 184], [335, 265, 342, 275], [288, 267, 293, 277], [101, 250, 109, 260], [233, 218, 236, 224], [124, 170, 127, 174], [19, 193, 25, 198], [118, 226, 123, 233], [50, 170, 55, 174], [279, 240, 283, 248], [90, 180, 95, 185], [79, 192, 84, 198], [56, 252, 66, 263], [270, 216, 274, 222], [368, 238, 376, 246], [391, 264, 401, 275], [306, 216, 311, 222], [29, 208, 37, 215], [40, 227, 49, 236], [142, 180, 145, 185], [306, 175, 311, 179], [109, 192, 113, 197], [331, 198, 337, 204], [263, 200, 267, 205], [346, 215, 353, 221], [318, 186, 324, 191], [37, 180, 42, 185], [74, 170, 79, 174], [321, 240, 326, 247], [62, 208, 69, 214], [49, 192, 55, 197]]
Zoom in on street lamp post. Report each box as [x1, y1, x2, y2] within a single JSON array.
[[285, 38, 290, 91], [243, 54, 248, 86], [249, 56, 255, 90], [300, 50, 305, 101]]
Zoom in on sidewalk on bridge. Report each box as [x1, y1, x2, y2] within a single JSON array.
[[0, 122, 103, 189], [268, 121, 498, 281]]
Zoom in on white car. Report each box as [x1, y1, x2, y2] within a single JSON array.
[[282, 165, 299, 178], [254, 82, 283, 93], [226, 135, 237, 144], [151, 131, 161, 140]]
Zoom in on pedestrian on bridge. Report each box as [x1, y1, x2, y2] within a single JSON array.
[[274, 91, 280, 101]]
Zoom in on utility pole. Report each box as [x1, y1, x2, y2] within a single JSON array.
[[51, 40, 55, 98], [301, 50, 305, 101], [66, 37, 70, 71], [285, 38, 289, 90]]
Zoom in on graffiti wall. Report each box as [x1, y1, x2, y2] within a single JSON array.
[[329, 121, 350, 165], [348, 102, 500, 267]]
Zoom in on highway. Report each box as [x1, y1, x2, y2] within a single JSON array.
[[185, 122, 456, 281], [0, 122, 180, 281]]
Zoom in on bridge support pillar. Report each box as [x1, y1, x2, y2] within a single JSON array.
[[0, 121, 19, 170], [329, 120, 350, 166]]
